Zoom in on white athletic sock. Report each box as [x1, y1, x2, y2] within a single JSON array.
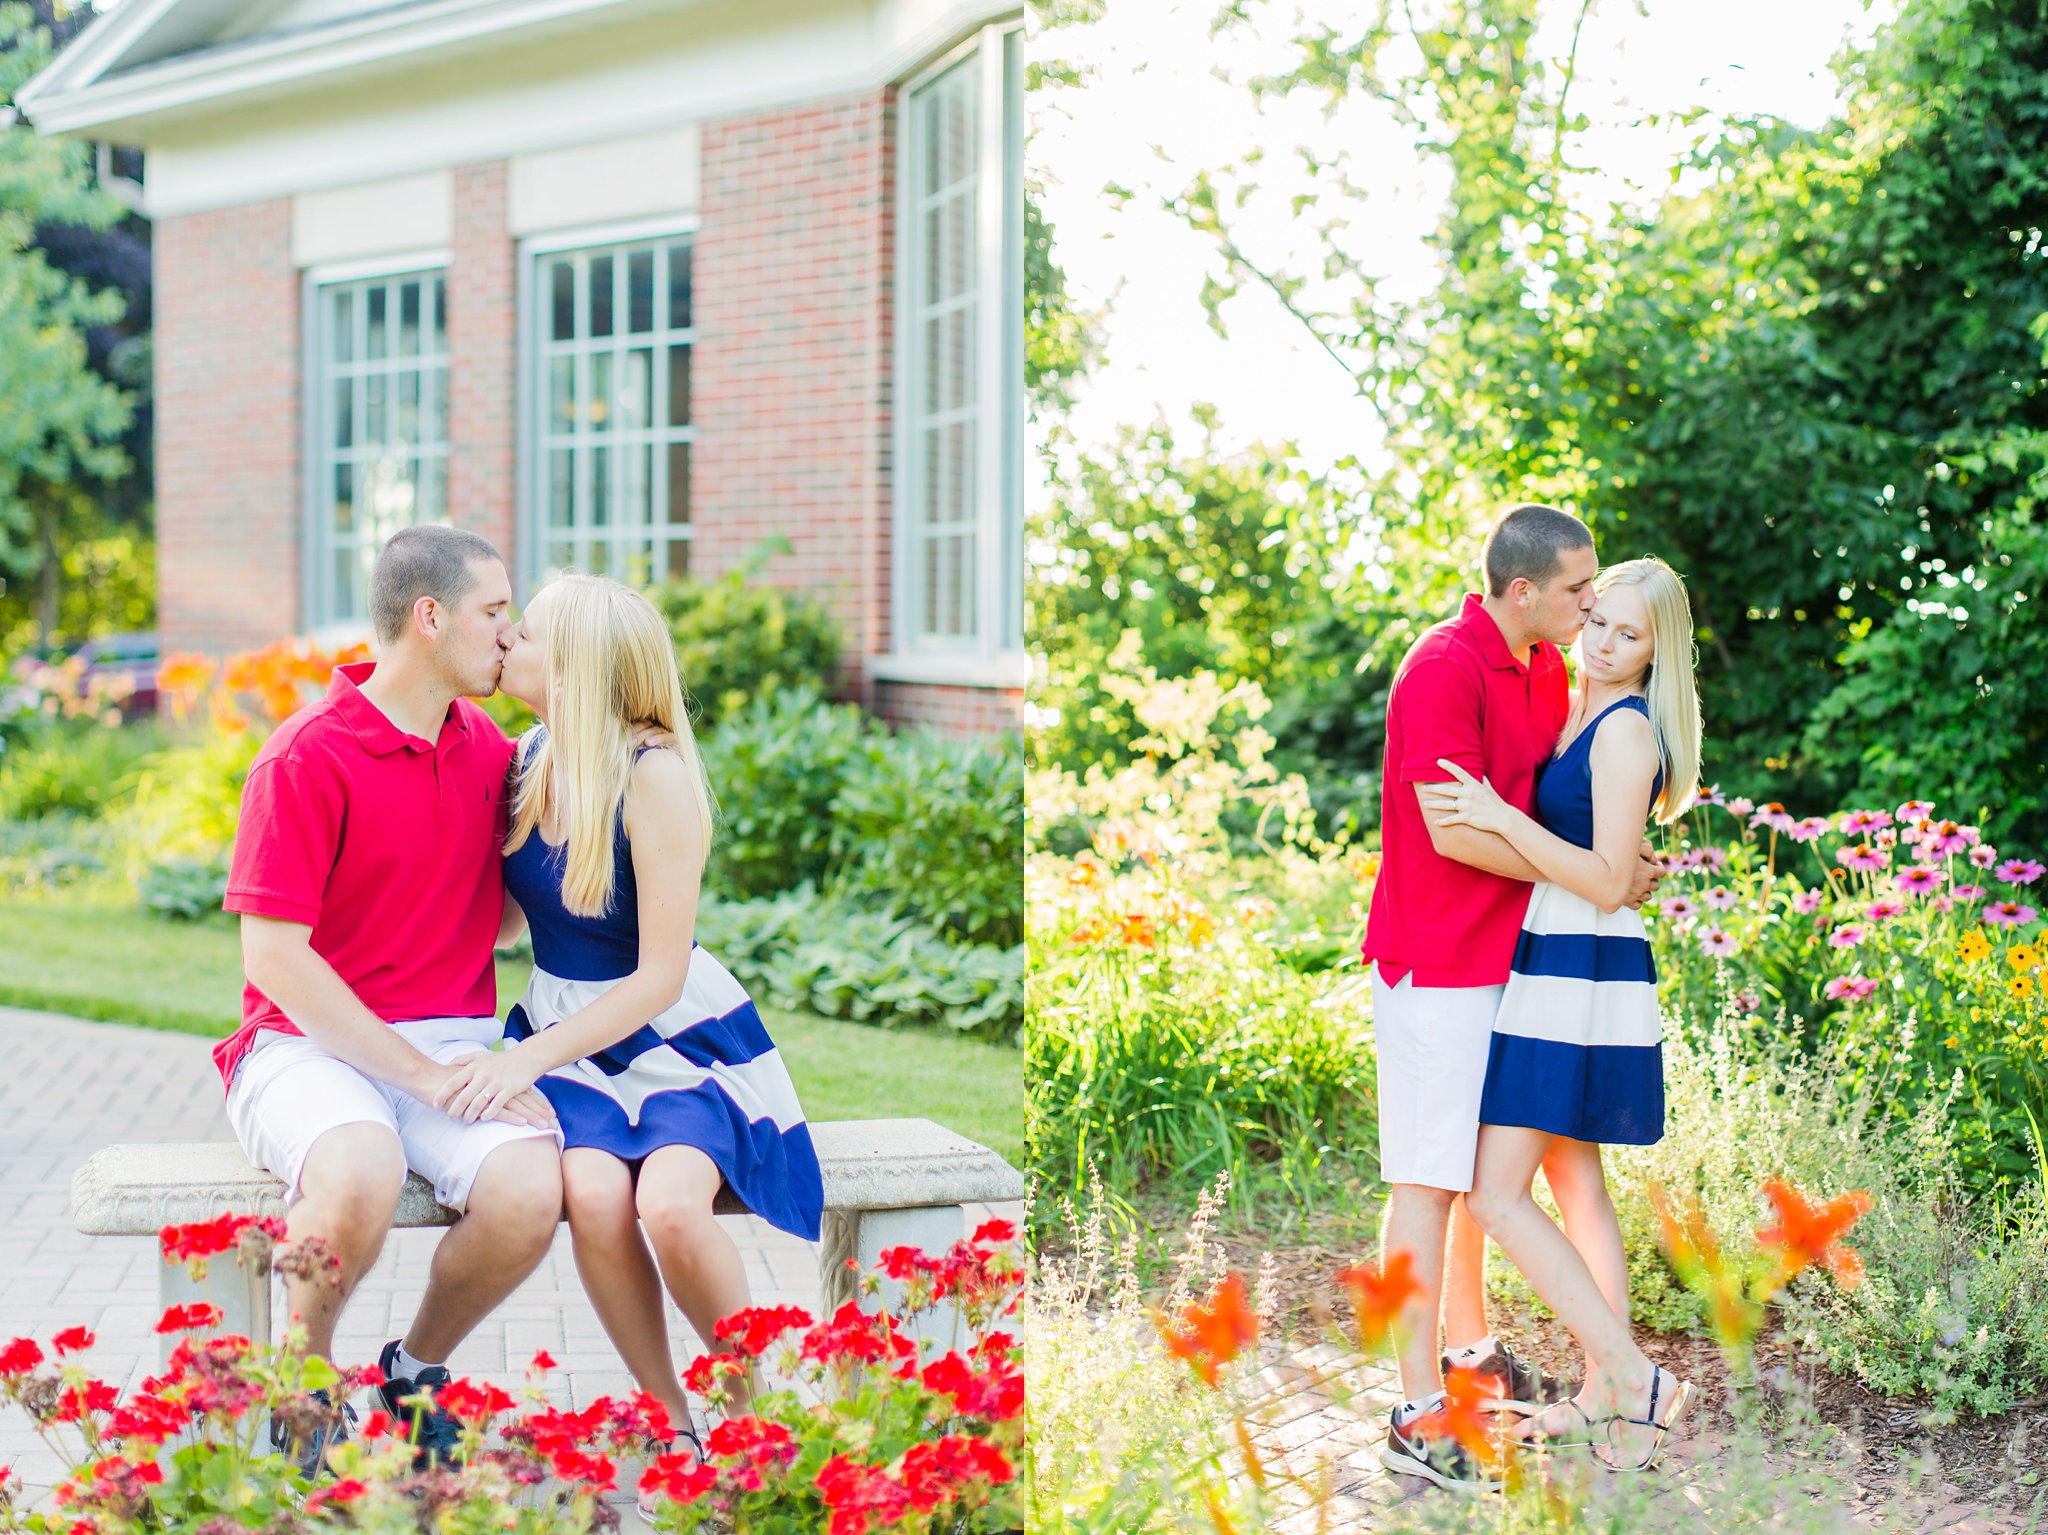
[[1393, 1391, 1447, 1427], [393, 1342, 443, 1381], [1445, 1334, 1495, 1366]]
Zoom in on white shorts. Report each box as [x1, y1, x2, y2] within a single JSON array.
[[1372, 970, 1504, 1193], [225, 1016, 561, 1214]]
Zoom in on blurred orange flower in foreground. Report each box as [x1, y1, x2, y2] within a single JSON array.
[[1336, 1249, 1422, 1355], [1757, 1179, 1872, 1290], [1155, 1273, 1259, 1388]]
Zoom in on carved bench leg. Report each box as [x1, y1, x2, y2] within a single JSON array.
[[816, 1203, 967, 1343], [157, 1252, 272, 1366]]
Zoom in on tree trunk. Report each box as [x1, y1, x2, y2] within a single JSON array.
[[38, 497, 60, 644]]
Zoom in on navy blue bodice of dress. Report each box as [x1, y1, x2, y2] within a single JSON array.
[[502, 734, 653, 983], [1534, 696, 1663, 848]]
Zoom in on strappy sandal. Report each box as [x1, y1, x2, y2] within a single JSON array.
[[635, 1407, 711, 1522], [1508, 1395, 1605, 1453], [1592, 1366, 1693, 1472]]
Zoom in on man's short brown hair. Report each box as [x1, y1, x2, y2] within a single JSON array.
[[1480, 503, 1593, 596], [367, 526, 503, 643]]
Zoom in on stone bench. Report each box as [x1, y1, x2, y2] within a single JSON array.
[[72, 1118, 1022, 1355]]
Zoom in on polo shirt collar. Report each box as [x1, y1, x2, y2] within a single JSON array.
[[327, 660, 464, 756], [1458, 593, 1532, 673]]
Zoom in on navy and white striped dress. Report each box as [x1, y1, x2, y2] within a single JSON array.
[[501, 737, 824, 1241], [1479, 696, 1665, 1146]]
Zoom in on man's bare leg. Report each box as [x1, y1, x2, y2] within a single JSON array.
[[286, 1124, 408, 1361], [1381, 1183, 1456, 1402], [1440, 1194, 1491, 1352], [400, 1137, 563, 1363]]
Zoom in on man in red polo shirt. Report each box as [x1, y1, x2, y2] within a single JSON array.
[[220, 526, 563, 1472], [1364, 504, 1661, 1489]]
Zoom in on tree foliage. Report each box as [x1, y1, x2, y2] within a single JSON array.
[[0, 2, 138, 651], [1169, 0, 2048, 838]]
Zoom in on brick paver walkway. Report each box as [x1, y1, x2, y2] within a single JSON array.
[[1239, 1343, 2039, 1532], [0, 1006, 1017, 1525]]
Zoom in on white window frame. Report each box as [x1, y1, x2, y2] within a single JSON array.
[[299, 249, 453, 628], [514, 213, 701, 598], [877, 19, 1028, 691]]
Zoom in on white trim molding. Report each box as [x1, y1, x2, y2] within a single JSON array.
[[886, 17, 1024, 690]]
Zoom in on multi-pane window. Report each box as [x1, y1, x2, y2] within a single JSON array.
[[900, 23, 1025, 659], [532, 236, 695, 584], [313, 270, 449, 623]]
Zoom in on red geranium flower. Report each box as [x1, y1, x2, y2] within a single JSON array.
[[639, 1451, 716, 1505], [713, 1304, 814, 1357], [704, 1415, 799, 1467], [0, 1338, 43, 1376], [154, 1304, 222, 1335], [432, 1378, 514, 1423], [305, 1478, 368, 1514], [682, 1352, 745, 1394], [817, 1455, 912, 1535], [50, 1327, 95, 1357], [971, 1218, 1017, 1246]]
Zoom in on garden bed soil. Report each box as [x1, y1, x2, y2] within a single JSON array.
[[1210, 1213, 2048, 1526]]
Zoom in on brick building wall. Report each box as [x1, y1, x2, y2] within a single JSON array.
[[693, 91, 893, 698], [154, 198, 301, 656], [448, 162, 518, 564], [874, 679, 1024, 737]]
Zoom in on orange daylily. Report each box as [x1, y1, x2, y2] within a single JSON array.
[[1155, 1273, 1259, 1388], [1651, 1188, 1763, 1352], [1756, 1179, 1872, 1290], [1118, 914, 1157, 948], [1410, 1364, 1499, 1467], [1335, 1250, 1422, 1355]]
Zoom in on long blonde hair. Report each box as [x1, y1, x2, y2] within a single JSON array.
[[1582, 556, 1702, 825], [504, 575, 716, 917]]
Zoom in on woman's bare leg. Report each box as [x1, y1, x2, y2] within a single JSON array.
[[635, 1145, 754, 1413], [1466, 1124, 1662, 1451], [562, 1148, 688, 1422]]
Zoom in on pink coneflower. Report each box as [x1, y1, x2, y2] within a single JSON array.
[[1969, 844, 1999, 870], [1866, 900, 1904, 922], [1698, 928, 1739, 958], [1793, 889, 1825, 914], [1899, 800, 1936, 824], [1731, 991, 1761, 1015], [1837, 843, 1887, 874], [1935, 896, 1956, 914], [1875, 828, 1898, 851], [1702, 887, 1738, 911], [1660, 896, 1699, 921], [1839, 809, 1893, 835], [1824, 975, 1879, 1002], [1750, 805, 1795, 834], [1984, 902, 2038, 927], [1919, 820, 1971, 858], [1827, 925, 1867, 949], [1699, 847, 1729, 873], [1727, 797, 1755, 818], [1675, 849, 1706, 872], [1895, 866, 1944, 897], [1997, 859, 2046, 887], [1787, 816, 1830, 843], [1695, 784, 1724, 807], [1952, 883, 1987, 903]]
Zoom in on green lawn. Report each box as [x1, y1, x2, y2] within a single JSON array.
[[0, 901, 1022, 1165]]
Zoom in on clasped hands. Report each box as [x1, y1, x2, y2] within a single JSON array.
[[430, 1047, 551, 1127], [1420, 758, 1664, 910]]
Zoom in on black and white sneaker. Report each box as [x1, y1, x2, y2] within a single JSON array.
[[1379, 1404, 1502, 1492], [376, 1340, 463, 1467], [270, 1387, 357, 1479], [1441, 1340, 1570, 1417]]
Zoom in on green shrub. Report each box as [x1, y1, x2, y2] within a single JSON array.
[[832, 728, 1024, 947], [647, 557, 841, 728], [140, 856, 231, 922], [0, 813, 111, 896], [0, 718, 161, 820], [697, 887, 1022, 1040], [700, 688, 872, 899]]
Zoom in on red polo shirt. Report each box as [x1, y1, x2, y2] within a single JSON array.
[[1362, 594, 1570, 988], [214, 661, 516, 1091]]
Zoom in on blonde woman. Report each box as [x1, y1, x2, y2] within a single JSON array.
[[434, 574, 823, 1449], [1420, 556, 1700, 1471]]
